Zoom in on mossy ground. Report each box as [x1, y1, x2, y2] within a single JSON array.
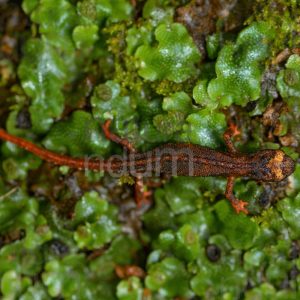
[[0, 0, 300, 299]]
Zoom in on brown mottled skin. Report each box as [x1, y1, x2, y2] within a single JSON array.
[[106, 144, 295, 181], [0, 122, 296, 214]]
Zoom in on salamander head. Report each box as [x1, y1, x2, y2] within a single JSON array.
[[250, 149, 295, 182]]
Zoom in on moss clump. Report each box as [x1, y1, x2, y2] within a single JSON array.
[[0, 0, 300, 299], [135, 23, 201, 83]]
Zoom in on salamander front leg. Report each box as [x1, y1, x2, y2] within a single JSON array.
[[223, 123, 241, 153], [225, 176, 249, 214]]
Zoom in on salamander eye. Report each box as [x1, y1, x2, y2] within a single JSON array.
[[251, 167, 271, 181]]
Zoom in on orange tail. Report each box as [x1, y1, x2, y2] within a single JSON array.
[[0, 129, 104, 171]]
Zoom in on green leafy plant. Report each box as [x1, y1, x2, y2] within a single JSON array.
[[0, 0, 300, 299]]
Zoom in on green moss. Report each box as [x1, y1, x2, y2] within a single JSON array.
[[126, 26, 152, 56], [72, 25, 99, 49], [249, 0, 300, 52], [0, 241, 44, 276], [19, 283, 50, 300], [277, 193, 300, 239], [181, 108, 227, 148], [214, 200, 260, 249], [135, 23, 201, 82], [191, 247, 247, 298], [277, 54, 300, 101], [163, 177, 202, 214], [159, 224, 201, 261], [18, 39, 68, 133], [30, 0, 77, 51], [1, 1, 300, 299], [91, 80, 139, 140], [42, 254, 115, 299], [193, 80, 218, 110], [145, 257, 191, 298], [153, 92, 193, 135], [207, 22, 275, 107], [142, 0, 175, 25], [117, 277, 144, 300], [73, 192, 120, 249], [1, 270, 31, 299], [43, 110, 110, 156]]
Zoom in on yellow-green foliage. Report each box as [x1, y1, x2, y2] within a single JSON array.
[[0, 1, 300, 299]]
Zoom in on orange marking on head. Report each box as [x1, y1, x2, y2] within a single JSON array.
[[267, 150, 284, 181]]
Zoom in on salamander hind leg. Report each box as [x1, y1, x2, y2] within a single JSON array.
[[225, 176, 249, 214], [135, 175, 152, 208]]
